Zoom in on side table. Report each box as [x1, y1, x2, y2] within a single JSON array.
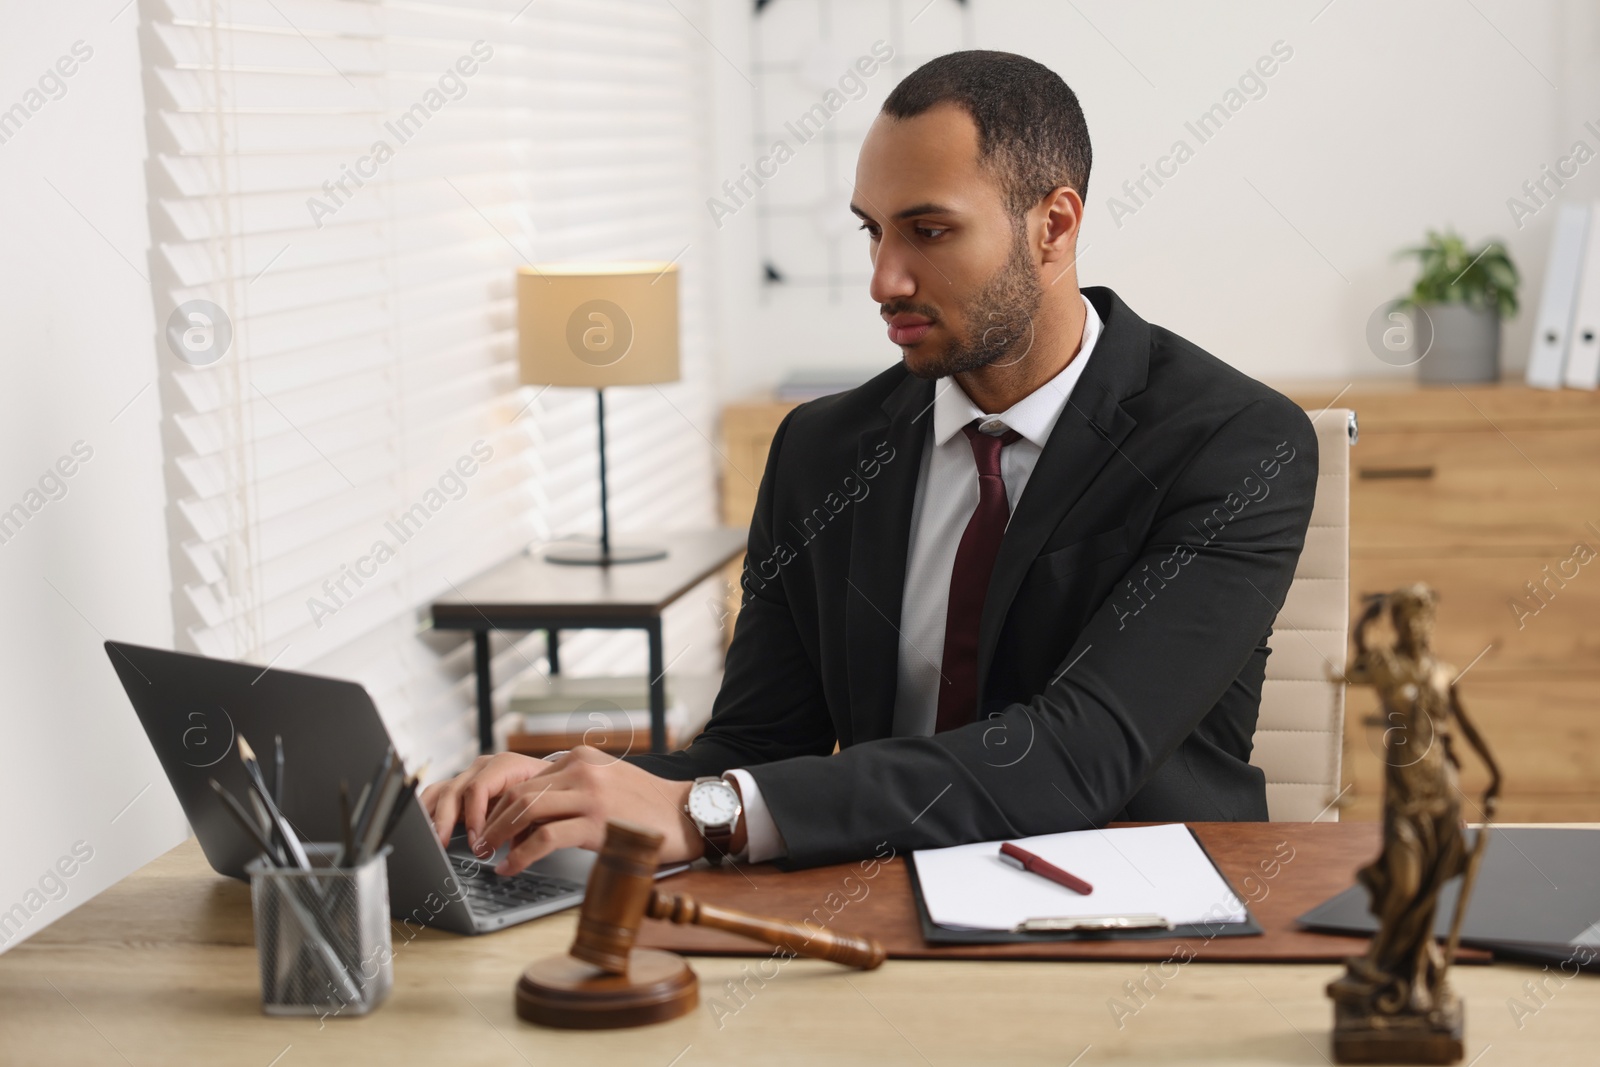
[[431, 527, 747, 754]]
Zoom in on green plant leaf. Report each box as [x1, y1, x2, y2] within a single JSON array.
[[1391, 228, 1520, 315]]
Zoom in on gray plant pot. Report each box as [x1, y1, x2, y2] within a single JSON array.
[[1417, 303, 1501, 384]]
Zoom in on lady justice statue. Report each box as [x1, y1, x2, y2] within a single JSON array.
[[1328, 583, 1502, 1064]]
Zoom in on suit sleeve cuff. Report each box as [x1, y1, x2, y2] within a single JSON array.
[[723, 768, 787, 863]]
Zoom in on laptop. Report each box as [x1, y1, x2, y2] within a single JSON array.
[[104, 641, 685, 934]]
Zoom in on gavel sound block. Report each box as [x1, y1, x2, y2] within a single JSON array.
[[516, 819, 886, 1029]]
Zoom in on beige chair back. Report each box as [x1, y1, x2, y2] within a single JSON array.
[[1252, 408, 1354, 821]]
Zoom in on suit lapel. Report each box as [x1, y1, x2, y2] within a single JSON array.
[[975, 286, 1151, 695], [843, 374, 934, 743]]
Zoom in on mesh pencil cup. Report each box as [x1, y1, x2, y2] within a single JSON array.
[[246, 844, 393, 1017]]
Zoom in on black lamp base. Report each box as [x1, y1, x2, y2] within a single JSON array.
[[543, 542, 668, 566], [542, 388, 669, 566]]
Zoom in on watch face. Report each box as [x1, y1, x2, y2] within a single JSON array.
[[688, 780, 740, 828]]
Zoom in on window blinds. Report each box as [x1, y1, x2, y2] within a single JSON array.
[[142, 0, 722, 769]]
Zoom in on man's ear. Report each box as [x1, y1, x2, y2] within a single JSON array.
[[1037, 185, 1084, 269]]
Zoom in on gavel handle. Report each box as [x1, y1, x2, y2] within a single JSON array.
[[645, 889, 887, 970]]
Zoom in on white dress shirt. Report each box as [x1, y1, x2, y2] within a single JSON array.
[[727, 294, 1104, 862]]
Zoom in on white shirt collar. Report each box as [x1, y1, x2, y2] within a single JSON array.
[[933, 292, 1103, 448]]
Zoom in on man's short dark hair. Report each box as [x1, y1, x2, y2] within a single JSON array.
[[880, 50, 1091, 217]]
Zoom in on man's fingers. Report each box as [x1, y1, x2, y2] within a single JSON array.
[[426, 777, 470, 846], [483, 766, 566, 825], [420, 754, 498, 845], [481, 782, 586, 851], [419, 781, 453, 846], [496, 817, 594, 876], [418, 748, 697, 872], [461, 755, 557, 847]]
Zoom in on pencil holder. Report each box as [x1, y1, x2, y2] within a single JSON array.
[[247, 844, 393, 1017]]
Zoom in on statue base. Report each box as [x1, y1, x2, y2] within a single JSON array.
[[1331, 993, 1463, 1064]]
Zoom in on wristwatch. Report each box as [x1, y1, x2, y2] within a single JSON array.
[[684, 776, 742, 865]]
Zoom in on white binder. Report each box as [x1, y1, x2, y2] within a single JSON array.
[[1527, 202, 1590, 389], [1562, 201, 1600, 389]]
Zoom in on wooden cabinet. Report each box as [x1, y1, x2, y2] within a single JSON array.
[[721, 383, 1600, 822], [1284, 381, 1600, 823], [720, 402, 796, 526], [717, 401, 801, 643]]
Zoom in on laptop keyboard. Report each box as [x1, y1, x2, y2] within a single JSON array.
[[448, 854, 585, 915]]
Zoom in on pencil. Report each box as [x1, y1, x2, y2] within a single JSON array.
[[337, 780, 354, 869], [349, 748, 394, 863], [359, 757, 407, 863], [349, 780, 373, 852], [239, 735, 310, 870], [272, 733, 285, 808], [246, 789, 282, 864], [376, 763, 429, 855], [210, 778, 280, 864]]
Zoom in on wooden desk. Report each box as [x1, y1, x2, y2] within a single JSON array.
[[431, 527, 747, 754], [3, 836, 1595, 1066]]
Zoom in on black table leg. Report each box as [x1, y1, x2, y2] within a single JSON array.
[[473, 629, 494, 754], [646, 618, 666, 754], [546, 628, 560, 675]]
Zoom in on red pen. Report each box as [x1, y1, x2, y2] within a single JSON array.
[[998, 841, 1094, 896]]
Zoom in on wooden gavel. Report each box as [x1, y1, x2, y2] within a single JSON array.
[[517, 819, 886, 1028], [575, 819, 886, 972]]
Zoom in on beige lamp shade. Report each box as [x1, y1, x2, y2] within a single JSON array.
[[516, 261, 680, 388]]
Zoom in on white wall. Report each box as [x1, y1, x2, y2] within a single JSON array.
[[0, 2, 186, 953], [704, 0, 1600, 399]]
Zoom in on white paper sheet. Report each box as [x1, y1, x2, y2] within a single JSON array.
[[911, 823, 1249, 931]]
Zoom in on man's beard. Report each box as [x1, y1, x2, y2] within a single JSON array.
[[901, 225, 1042, 380]]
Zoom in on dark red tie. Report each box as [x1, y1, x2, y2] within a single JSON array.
[[934, 422, 1022, 733]]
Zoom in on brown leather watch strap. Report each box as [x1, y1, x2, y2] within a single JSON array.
[[702, 820, 734, 864]]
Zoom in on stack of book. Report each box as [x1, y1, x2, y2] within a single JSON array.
[[505, 674, 689, 756]]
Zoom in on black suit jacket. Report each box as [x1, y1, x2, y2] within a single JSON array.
[[626, 286, 1319, 868]]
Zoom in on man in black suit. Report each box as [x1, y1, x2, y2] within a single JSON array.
[[423, 51, 1317, 873]]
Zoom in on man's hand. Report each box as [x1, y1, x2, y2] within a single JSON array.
[[418, 749, 704, 875]]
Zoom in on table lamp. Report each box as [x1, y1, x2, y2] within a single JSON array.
[[517, 261, 680, 565]]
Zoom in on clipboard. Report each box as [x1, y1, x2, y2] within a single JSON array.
[[907, 825, 1264, 945]]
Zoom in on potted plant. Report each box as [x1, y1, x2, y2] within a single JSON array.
[[1393, 229, 1520, 383]]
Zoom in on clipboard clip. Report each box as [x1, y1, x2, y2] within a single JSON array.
[[1014, 913, 1175, 933]]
